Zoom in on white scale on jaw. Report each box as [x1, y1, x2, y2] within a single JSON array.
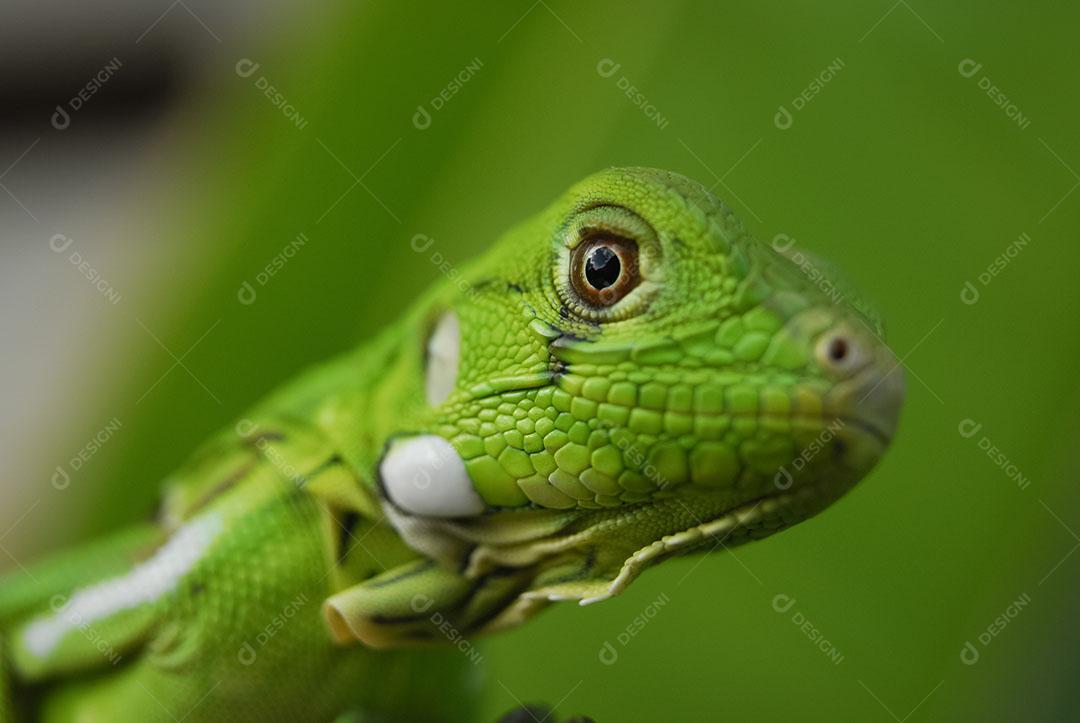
[[381, 311, 486, 519], [20, 512, 224, 660]]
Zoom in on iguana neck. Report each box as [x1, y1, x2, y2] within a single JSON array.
[[299, 317, 426, 500]]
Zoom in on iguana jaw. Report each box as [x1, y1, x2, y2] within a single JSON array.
[[380, 444, 869, 612], [572, 475, 857, 605]]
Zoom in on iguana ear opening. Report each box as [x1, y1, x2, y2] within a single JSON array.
[[424, 311, 460, 406]]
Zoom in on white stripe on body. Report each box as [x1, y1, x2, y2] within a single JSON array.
[[21, 512, 224, 659]]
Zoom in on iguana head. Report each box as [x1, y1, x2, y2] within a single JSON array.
[[334, 167, 904, 647]]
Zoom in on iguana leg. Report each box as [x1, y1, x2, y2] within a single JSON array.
[[324, 556, 548, 649]]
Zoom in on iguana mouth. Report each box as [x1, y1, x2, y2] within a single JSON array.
[[838, 415, 889, 446], [382, 457, 860, 612], [373, 384, 886, 636], [546, 471, 858, 605]]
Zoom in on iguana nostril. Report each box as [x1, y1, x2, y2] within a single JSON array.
[[832, 438, 848, 459], [827, 337, 849, 362], [816, 331, 863, 375]]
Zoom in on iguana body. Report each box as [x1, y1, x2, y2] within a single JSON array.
[[0, 168, 904, 722]]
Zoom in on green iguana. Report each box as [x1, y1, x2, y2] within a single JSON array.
[[0, 167, 904, 722]]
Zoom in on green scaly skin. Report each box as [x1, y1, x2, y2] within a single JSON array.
[[0, 168, 904, 722]]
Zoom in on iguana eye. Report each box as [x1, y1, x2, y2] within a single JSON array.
[[571, 237, 640, 307], [555, 204, 660, 322]]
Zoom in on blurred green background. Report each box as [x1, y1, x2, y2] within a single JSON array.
[[4, 1, 1079, 720]]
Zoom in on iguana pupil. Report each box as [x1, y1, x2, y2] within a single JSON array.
[[584, 246, 620, 289]]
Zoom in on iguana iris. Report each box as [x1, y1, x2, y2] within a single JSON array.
[[0, 167, 904, 722]]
